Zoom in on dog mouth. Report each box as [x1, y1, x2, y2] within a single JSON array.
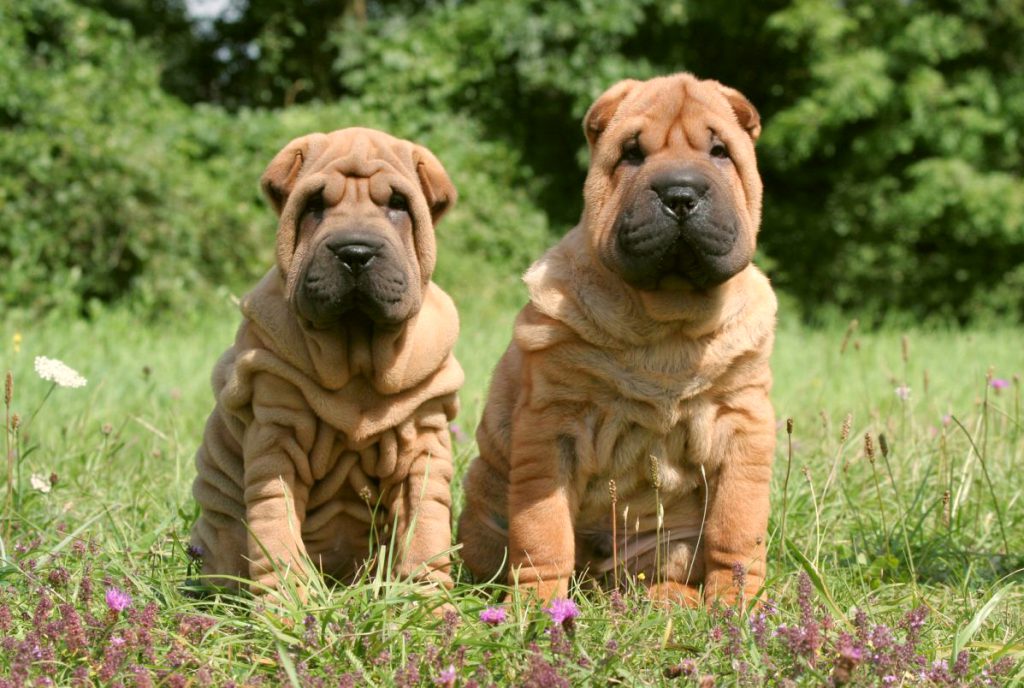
[[611, 192, 745, 290], [294, 236, 413, 328]]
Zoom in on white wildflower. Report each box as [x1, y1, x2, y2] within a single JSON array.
[[30, 473, 51, 493], [34, 356, 87, 388], [894, 384, 911, 401]]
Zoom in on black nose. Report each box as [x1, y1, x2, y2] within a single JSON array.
[[329, 242, 377, 273], [652, 171, 710, 218]]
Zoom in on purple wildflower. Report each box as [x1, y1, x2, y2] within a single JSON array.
[[47, 567, 70, 588], [522, 650, 569, 688], [479, 606, 506, 625], [990, 377, 1010, 390], [544, 597, 577, 634], [105, 587, 132, 613], [608, 590, 626, 615], [952, 650, 970, 677], [545, 598, 579, 627], [434, 664, 456, 688], [441, 609, 460, 644], [449, 422, 468, 443], [749, 610, 769, 648]]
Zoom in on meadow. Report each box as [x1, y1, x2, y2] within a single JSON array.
[[1, 277, 1021, 686]]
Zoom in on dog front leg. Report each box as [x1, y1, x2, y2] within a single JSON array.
[[243, 425, 310, 595], [507, 409, 575, 602], [701, 389, 775, 607], [241, 374, 316, 595], [392, 430, 455, 588]]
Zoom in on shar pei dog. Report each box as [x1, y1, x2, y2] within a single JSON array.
[[190, 128, 463, 595], [458, 73, 776, 606]]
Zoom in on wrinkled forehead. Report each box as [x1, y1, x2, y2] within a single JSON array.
[[301, 130, 419, 201], [613, 77, 738, 147]]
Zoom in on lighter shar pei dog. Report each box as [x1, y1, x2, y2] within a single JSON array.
[[458, 73, 776, 607], [190, 128, 463, 595]]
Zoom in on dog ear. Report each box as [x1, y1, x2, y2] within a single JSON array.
[[261, 135, 321, 216], [583, 79, 639, 148], [413, 145, 457, 225], [715, 83, 761, 143]]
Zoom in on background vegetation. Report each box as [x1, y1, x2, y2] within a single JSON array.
[[1, 0, 1022, 685], [3, 0, 1024, 321]]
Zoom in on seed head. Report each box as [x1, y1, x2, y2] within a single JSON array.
[[864, 433, 875, 463], [901, 335, 909, 364], [840, 414, 852, 443], [4, 371, 11, 406], [878, 433, 889, 458], [786, 418, 794, 435], [941, 490, 950, 527], [358, 486, 373, 503], [648, 455, 662, 490], [10, 413, 20, 431], [608, 479, 617, 502]]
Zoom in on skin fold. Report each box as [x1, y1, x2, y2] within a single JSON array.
[[458, 74, 777, 607]]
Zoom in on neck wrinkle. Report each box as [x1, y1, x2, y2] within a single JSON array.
[[523, 228, 743, 351]]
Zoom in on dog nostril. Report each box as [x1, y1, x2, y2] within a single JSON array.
[[332, 243, 376, 273], [659, 186, 701, 217]]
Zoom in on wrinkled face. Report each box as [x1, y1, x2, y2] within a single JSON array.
[[260, 128, 455, 329], [582, 74, 763, 291]]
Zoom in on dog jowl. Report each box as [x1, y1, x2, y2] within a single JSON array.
[[458, 74, 777, 608]]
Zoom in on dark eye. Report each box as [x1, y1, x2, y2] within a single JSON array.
[[619, 138, 645, 166], [302, 192, 325, 221], [710, 141, 730, 160], [388, 192, 409, 213]]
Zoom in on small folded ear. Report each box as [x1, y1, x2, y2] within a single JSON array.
[[715, 83, 761, 142], [583, 79, 640, 148], [260, 134, 322, 216], [414, 145, 457, 225]]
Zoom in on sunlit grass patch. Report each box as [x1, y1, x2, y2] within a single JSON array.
[[1, 306, 1021, 685]]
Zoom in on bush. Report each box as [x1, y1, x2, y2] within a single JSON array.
[[758, 1, 1024, 322], [0, 1, 549, 314]]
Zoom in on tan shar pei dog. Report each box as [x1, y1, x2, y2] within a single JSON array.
[[191, 128, 463, 595], [458, 73, 776, 607]]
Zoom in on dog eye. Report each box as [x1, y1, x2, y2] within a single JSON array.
[[710, 142, 730, 160], [387, 192, 409, 213], [302, 192, 326, 222], [619, 139, 645, 166]]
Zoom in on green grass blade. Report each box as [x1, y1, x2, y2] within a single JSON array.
[[952, 581, 1017, 661]]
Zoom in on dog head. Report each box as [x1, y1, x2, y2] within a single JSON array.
[[581, 74, 762, 291], [261, 128, 456, 329]]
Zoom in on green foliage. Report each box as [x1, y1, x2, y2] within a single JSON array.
[[759, 0, 1024, 322], [2, 0, 1024, 321], [0, 0, 549, 314], [0, 1, 269, 312]]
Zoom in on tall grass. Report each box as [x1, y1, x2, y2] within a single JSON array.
[[0, 296, 1021, 685]]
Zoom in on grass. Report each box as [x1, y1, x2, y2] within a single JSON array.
[[1, 279, 1022, 686]]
